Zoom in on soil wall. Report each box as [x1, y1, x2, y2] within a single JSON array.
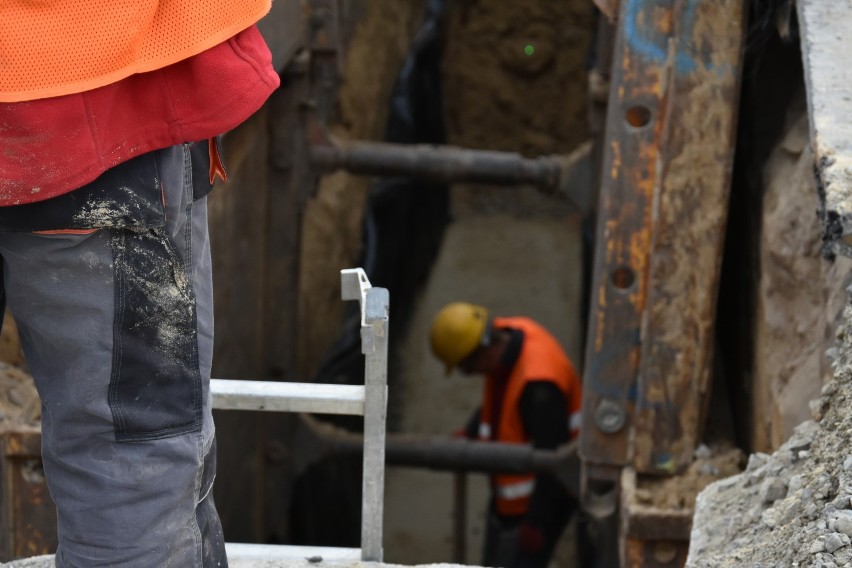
[[753, 108, 852, 452], [443, 1, 593, 157], [443, 0, 594, 220]]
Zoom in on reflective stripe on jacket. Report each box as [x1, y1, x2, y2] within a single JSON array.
[[1, 0, 271, 101], [479, 317, 582, 516]]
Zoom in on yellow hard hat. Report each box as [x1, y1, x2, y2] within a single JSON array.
[[429, 302, 490, 374]]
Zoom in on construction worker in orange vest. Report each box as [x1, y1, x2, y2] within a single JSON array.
[[430, 302, 582, 568]]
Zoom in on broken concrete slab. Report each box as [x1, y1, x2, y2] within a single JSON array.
[[797, 0, 852, 257]]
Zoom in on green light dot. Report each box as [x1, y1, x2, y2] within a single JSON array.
[[524, 44, 535, 56]]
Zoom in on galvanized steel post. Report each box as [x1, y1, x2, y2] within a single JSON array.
[[341, 268, 389, 562]]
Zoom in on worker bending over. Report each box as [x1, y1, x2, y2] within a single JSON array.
[[430, 303, 582, 568], [0, 1, 279, 566]]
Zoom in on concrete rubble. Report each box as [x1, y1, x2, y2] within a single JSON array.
[[687, 298, 852, 567]]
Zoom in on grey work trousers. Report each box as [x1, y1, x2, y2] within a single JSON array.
[[0, 144, 226, 567]]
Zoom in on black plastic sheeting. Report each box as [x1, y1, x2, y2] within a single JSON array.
[[289, 0, 449, 547], [302, 0, 449, 413]]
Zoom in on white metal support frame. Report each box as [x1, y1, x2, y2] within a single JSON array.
[[210, 268, 389, 563]]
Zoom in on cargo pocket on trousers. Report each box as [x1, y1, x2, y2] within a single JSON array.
[[108, 226, 202, 442]]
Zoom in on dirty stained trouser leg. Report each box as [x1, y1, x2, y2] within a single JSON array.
[[0, 144, 226, 567]]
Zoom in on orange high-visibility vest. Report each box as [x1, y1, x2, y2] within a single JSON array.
[[479, 317, 582, 517], [0, 0, 271, 102]]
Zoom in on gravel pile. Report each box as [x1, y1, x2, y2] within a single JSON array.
[[687, 298, 852, 567]]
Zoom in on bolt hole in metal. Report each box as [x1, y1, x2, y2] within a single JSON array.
[[625, 104, 652, 128], [610, 266, 636, 290]]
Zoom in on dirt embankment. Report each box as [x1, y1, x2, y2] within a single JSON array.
[[443, 0, 594, 220], [443, 1, 592, 157], [753, 109, 852, 452]]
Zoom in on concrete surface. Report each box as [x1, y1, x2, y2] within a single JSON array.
[[798, 0, 852, 255], [1, 556, 476, 568]]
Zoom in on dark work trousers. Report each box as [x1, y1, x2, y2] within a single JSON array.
[[483, 500, 571, 568], [0, 144, 226, 567]]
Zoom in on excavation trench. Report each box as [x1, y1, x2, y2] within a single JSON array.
[[1, 2, 843, 567]]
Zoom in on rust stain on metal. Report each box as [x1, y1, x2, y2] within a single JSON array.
[[611, 140, 622, 179], [625, 539, 645, 567], [6, 436, 21, 455], [632, 0, 746, 474], [652, 6, 673, 35], [624, 538, 688, 568], [582, 0, 675, 467]]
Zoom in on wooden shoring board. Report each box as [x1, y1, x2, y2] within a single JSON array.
[[797, 0, 852, 257], [581, 0, 745, 473]]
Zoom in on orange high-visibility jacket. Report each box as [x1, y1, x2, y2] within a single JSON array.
[[478, 317, 582, 517], [0, 0, 271, 102]]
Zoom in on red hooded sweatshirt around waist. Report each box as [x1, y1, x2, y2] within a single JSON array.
[[0, 24, 280, 207]]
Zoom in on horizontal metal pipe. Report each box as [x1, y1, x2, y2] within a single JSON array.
[[294, 414, 582, 498], [384, 436, 554, 474], [311, 141, 562, 190], [320, 432, 579, 499], [317, 427, 574, 473]]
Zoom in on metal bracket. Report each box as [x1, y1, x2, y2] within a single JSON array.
[[340, 268, 371, 326]]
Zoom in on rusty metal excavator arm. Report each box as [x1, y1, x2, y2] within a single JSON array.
[[580, 0, 746, 566]]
